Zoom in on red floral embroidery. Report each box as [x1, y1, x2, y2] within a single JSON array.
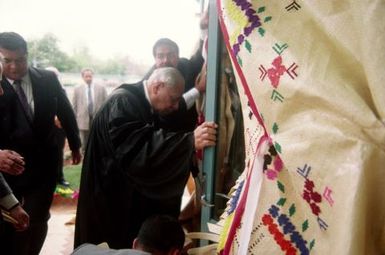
[[304, 179, 314, 191], [266, 169, 278, 180], [311, 191, 322, 203], [267, 56, 286, 88], [303, 178, 322, 216], [262, 214, 297, 253], [262, 214, 273, 225], [274, 156, 283, 172], [310, 202, 321, 216]]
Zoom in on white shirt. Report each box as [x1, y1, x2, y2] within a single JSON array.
[[7, 74, 35, 114]]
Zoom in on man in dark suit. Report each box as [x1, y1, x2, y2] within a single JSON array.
[[0, 32, 82, 255], [0, 53, 29, 233]]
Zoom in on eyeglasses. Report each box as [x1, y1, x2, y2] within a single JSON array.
[[3, 56, 27, 66]]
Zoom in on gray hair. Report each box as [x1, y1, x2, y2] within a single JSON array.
[[148, 67, 185, 90]]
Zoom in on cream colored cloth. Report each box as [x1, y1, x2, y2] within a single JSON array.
[[216, 1, 385, 254]]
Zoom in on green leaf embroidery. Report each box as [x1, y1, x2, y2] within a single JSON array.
[[272, 123, 279, 134], [237, 56, 243, 67], [258, 27, 265, 37], [277, 197, 286, 206], [264, 16, 272, 23], [289, 204, 296, 217], [302, 220, 309, 232], [245, 40, 252, 53], [277, 181, 285, 193], [309, 239, 315, 250], [274, 142, 282, 153]]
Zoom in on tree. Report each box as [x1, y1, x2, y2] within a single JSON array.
[[27, 32, 149, 75], [28, 33, 77, 71]]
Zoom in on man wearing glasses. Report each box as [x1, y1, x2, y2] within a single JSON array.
[[0, 32, 82, 255]]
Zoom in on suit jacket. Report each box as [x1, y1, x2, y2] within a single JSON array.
[[0, 67, 81, 194], [72, 83, 108, 130]]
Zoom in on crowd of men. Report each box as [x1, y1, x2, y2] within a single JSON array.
[[0, 11, 213, 254]]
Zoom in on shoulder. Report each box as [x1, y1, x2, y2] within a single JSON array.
[[29, 67, 57, 80], [177, 57, 190, 68], [115, 82, 143, 96], [108, 82, 146, 109], [177, 58, 191, 77], [74, 83, 85, 91], [29, 67, 63, 91]]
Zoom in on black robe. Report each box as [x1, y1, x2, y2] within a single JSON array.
[[74, 82, 194, 249]]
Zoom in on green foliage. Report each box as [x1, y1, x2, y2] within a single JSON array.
[[26, 33, 147, 75], [97, 59, 127, 75], [71, 46, 93, 71], [28, 33, 77, 71]]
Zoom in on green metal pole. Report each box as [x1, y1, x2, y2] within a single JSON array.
[[200, 0, 220, 234]]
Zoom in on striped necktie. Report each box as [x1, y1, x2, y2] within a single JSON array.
[[14, 80, 33, 121]]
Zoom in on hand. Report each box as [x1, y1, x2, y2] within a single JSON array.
[[71, 149, 82, 165], [54, 116, 62, 129], [9, 205, 30, 231], [0, 150, 25, 175], [194, 121, 217, 150], [194, 63, 207, 94]]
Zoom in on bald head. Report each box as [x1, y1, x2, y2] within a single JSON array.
[[148, 67, 184, 89], [147, 67, 185, 116]]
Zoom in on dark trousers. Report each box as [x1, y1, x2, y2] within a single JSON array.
[[0, 187, 54, 255], [56, 127, 66, 182]]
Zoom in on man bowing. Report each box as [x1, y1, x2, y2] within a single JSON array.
[[75, 67, 217, 249]]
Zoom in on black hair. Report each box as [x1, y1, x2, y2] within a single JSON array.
[[0, 32, 28, 54], [152, 38, 179, 57], [137, 215, 185, 253]]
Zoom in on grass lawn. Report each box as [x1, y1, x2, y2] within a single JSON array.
[[63, 164, 82, 190]]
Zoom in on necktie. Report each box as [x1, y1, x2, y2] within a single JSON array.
[[87, 86, 93, 119], [14, 80, 33, 121]]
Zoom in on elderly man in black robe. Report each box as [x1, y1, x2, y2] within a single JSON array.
[[74, 67, 217, 249]]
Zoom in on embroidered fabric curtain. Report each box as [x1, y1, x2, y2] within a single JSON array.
[[216, 1, 385, 254]]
